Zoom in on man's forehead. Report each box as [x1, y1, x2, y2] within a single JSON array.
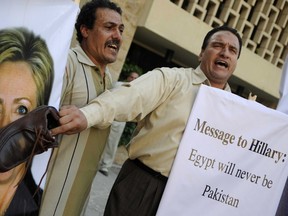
[[130, 73, 139, 77], [210, 31, 239, 47], [96, 8, 122, 23]]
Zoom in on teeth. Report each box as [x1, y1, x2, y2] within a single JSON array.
[[216, 60, 228, 68], [108, 44, 117, 50]]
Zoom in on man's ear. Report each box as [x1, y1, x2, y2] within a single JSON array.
[[198, 49, 204, 62], [80, 25, 89, 38]]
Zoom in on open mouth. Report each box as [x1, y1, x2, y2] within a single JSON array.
[[108, 43, 118, 51], [215, 60, 228, 68], [106, 40, 120, 52]]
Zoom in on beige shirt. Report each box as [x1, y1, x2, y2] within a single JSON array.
[[81, 66, 231, 177]]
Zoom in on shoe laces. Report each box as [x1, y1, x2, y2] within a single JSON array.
[[15, 128, 55, 197]]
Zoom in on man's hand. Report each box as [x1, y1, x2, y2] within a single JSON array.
[[51, 105, 88, 135]]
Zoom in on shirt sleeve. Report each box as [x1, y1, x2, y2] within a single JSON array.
[[80, 67, 182, 129]]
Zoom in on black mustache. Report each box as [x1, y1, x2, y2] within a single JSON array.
[[105, 40, 120, 47]]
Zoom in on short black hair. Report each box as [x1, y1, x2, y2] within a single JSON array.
[[201, 25, 242, 58], [75, 0, 122, 43]]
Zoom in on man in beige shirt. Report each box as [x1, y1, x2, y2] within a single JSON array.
[[40, 0, 124, 215], [52, 25, 242, 215]]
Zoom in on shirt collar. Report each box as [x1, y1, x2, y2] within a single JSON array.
[[72, 45, 95, 66], [72, 45, 110, 75], [193, 66, 231, 92]]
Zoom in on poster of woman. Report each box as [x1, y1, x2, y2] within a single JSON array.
[[0, 0, 78, 214]]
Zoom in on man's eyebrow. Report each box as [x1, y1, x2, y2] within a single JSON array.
[[105, 21, 124, 26], [212, 41, 238, 49]]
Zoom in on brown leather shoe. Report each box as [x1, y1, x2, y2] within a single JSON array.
[[0, 105, 60, 172]]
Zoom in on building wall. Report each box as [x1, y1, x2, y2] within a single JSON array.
[[134, 0, 287, 100], [109, 0, 146, 82]]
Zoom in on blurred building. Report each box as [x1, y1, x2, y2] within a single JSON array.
[[78, 0, 288, 108]]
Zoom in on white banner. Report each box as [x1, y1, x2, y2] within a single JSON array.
[[157, 85, 288, 216], [0, 0, 79, 187]]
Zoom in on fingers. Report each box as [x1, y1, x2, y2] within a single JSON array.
[[58, 105, 77, 118], [51, 122, 75, 136], [51, 105, 88, 136]]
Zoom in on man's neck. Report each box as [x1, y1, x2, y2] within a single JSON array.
[[80, 44, 106, 77], [210, 82, 226, 89]]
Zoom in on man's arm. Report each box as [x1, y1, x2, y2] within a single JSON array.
[[51, 68, 183, 136], [51, 105, 87, 135]]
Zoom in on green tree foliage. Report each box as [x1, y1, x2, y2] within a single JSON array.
[[119, 122, 137, 147], [119, 60, 144, 81]]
